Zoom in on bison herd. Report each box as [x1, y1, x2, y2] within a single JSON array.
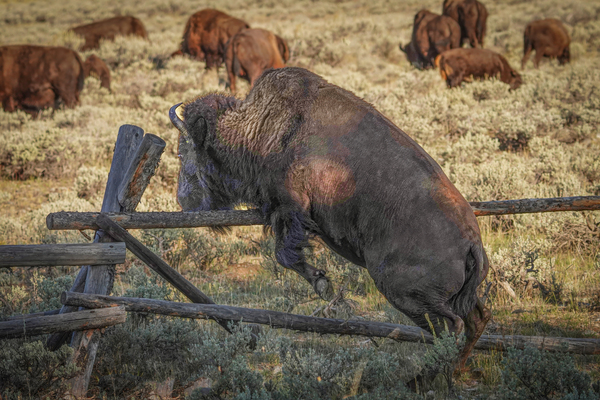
[[1, 3, 573, 114], [401, 0, 571, 89]]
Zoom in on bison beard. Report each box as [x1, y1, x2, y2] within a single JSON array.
[[170, 67, 491, 381]]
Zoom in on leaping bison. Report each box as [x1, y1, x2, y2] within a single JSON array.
[[522, 18, 570, 69], [435, 48, 522, 89], [400, 9, 461, 69], [0, 45, 85, 114], [175, 9, 250, 69], [224, 28, 290, 93], [70, 16, 148, 51], [442, 0, 488, 48], [170, 67, 491, 381]]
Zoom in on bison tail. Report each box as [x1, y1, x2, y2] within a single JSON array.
[[232, 44, 241, 78], [523, 26, 532, 56], [450, 242, 486, 319]]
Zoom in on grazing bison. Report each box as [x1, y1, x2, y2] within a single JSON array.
[[435, 48, 522, 89], [522, 18, 570, 69], [170, 67, 491, 379], [224, 28, 290, 93], [442, 0, 488, 48], [175, 9, 250, 69], [70, 16, 148, 51], [83, 55, 111, 91], [399, 9, 461, 69], [0, 45, 84, 114]]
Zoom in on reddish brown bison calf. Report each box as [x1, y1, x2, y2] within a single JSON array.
[[0, 45, 85, 114], [70, 16, 148, 51], [435, 48, 522, 89], [175, 9, 250, 69], [400, 9, 461, 69], [522, 18, 570, 69], [83, 55, 111, 91], [225, 28, 290, 93], [442, 0, 488, 48]]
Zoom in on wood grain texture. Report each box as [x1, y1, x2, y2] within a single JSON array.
[[0, 306, 125, 339], [61, 292, 600, 355], [46, 196, 600, 231], [0, 243, 126, 267]]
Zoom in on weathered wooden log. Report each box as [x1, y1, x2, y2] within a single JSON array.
[[117, 133, 166, 211], [470, 196, 600, 216], [63, 125, 147, 399], [0, 243, 126, 267], [47, 125, 144, 352], [0, 306, 126, 339], [46, 196, 600, 231], [46, 210, 264, 231], [95, 213, 233, 334], [61, 292, 600, 355]]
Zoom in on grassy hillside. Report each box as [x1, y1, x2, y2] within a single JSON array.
[[1, 0, 599, 398]]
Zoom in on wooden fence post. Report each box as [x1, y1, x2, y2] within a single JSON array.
[[64, 128, 165, 399]]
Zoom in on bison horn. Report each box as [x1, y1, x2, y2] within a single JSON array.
[[169, 103, 192, 143]]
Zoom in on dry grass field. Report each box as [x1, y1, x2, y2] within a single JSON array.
[[1, 0, 600, 398]]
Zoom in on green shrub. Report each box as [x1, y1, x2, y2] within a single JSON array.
[[499, 346, 598, 400]]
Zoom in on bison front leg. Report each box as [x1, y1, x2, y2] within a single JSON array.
[[272, 210, 334, 300]]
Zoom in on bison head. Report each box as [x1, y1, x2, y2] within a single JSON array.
[[399, 42, 424, 69], [169, 97, 243, 212], [508, 69, 523, 91]]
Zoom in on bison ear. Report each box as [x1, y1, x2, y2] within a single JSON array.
[[399, 43, 406, 53]]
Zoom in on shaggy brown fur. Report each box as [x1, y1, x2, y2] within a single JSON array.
[[435, 48, 522, 89], [172, 68, 491, 381], [522, 18, 570, 69], [70, 16, 148, 51], [399, 9, 461, 69], [442, 0, 488, 48], [176, 9, 250, 69], [83, 54, 111, 91], [224, 29, 290, 93], [0, 45, 84, 114]]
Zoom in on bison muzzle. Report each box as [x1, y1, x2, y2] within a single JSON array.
[[170, 67, 491, 379]]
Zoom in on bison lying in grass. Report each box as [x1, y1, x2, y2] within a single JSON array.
[[435, 48, 523, 90], [170, 67, 491, 384], [0, 45, 85, 114]]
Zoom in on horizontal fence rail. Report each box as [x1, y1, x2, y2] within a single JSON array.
[[62, 292, 600, 355], [45, 196, 600, 231], [0, 306, 126, 339], [0, 243, 126, 267]]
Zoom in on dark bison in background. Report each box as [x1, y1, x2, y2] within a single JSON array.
[[70, 16, 148, 51], [83, 54, 111, 91], [399, 9, 461, 69], [174, 9, 250, 69], [435, 48, 522, 89], [522, 18, 570, 69], [170, 67, 491, 380], [442, 0, 488, 48], [0, 45, 84, 114], [224, 28, 290, 93]]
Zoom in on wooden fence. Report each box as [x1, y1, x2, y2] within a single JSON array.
[[1, 124, 599, 399]]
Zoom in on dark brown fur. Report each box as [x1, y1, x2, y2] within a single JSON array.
[[173, 68, 491, 381], [443, 0, 488, 48], [400, 9, 461, 69], [176, 9, 249, 69], [70, 16, 148, 51], [435, 48, 522, 89], [224, 29, 289, 93], [0, 45, 85, 114], [83, 54, 111, 91], [522, 18, 570, 69]]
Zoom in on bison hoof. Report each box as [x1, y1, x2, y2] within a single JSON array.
[[314, 277, 334, 301]]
